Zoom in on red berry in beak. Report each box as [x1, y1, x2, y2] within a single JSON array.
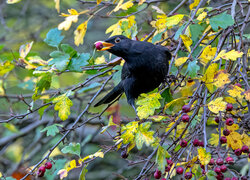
[[95, 42, 104, 50]]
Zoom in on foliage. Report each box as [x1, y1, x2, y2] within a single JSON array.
[[0, 0, 249, 179]]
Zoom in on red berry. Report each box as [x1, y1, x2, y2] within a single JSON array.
[[234, 148, 242, 156], [199, 141, 204, 147], [182, 114, 190, 122], [225, 157, 234, 164], [216, 173, 224, 180], [95, 42, 104, 50], [216, 158, 224, 165], [220, 136, 227, 144], [241, 176, 248, 180], [249, 153, 250, 159], [215, 117, 220, 123], [209, 158, 215, 165], [226, 103, 233, 111], [225, 178, 231, 180], [241, 145, 249, 153], [226, 118, 234, 126], [176, 167, 184, 175], [184, 172, 192, 179], [121, 151, 128, 159], [235, 83, 242, 88], [193, 139, 200, 146], [161, 179, 166, 180], [214, 166, 221, 174], [154, 169, 161, 179], [180, 140, 187, 148], [223, 129, 230, 136], [37, 166, 46, 177], [232, 178, 239, 180], [220, 165, 227, 173], [165, 165, 171, 172], [200, 164, 205, 169], [182, 105, 191, 113], [45, 162, 52, 169], [167, 159, 173, 167], [38, 166, 46, 173]]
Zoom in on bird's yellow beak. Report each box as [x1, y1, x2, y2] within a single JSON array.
[[94, 41, 114, 51]]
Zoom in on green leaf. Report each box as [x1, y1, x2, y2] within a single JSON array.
[[112, 65, 122, 86], [186, 60, 200, 78], [67, 53, 90, 72], [44, 28, 64, 48], [209, 12, 234, 31], [61, 44, 77, 57], [41, 124, 63, 136], [0, 44, 5, 51], [78, 82, 101, 93], [79, 165, 88, 180], [32, 74, 52, 101], [61, 143, 81, 157], [156, 146, 167, 173], [189, 23, 207, 42], [49, 51, 70, 71], [135, 122, 155, 150], [52, 91, 73, 121], [152, 31, 164, 44], [174, 24, 185, 40], [206, 170, 217, 180], [38, 104, 51, 119]]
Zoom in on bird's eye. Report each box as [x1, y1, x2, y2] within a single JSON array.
[[115, 37, 121, 43]]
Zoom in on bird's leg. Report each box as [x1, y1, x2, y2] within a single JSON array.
[[128, 98, 139, 119]]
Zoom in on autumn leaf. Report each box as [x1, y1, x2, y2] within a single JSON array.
[[74, 21, 88, 46], [53, 91, 73, 121], [135, 122, 155, 150], [101, 115, 117, 133], [213, 49, 243, 61], [180, 35, 192, 52], [227, 131, 243, 150], [175, 57, 188, 66], [113, 0, 133, 13], [54, 0, 60, 13], [156, 146, 167, 172], [121, 121, 138, 144], [165, 14, 184, 27], [0, 61, 15, 76], [197, 11, 207, 21], [6, 0, 21, 4], [136, 93, 162, 119], [241, 133, 250, 147], [213, 70, 230, 88], [199, 45, 217, 65], [198, 147, 211, 165], [97, 0, 102, 5], [200, 63, 218, 93], [189, 0, 200, 10], [228, 85, 244, 101], [227, 124, 239, 132], [209, 133, 219, 146], [19, 41, 33, 58], [95, 55, 106, 65], [208, 97, 227, 114], [58, 9, 79, 31]]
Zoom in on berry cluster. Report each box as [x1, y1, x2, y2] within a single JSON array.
[[37, 161, 52, 177]]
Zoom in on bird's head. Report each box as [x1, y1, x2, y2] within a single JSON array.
[[94, 35, 131, 57]]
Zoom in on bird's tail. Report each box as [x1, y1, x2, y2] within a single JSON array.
[[94, 82, 124, 107]]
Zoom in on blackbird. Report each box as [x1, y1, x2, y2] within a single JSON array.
[[94, 35, 171, 111]]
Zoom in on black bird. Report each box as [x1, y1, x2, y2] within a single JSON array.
[[94, 35, 171, 111]]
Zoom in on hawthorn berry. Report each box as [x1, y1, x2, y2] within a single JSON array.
[[226, 118, 234, 126], [45, 162, 52, 169], [161, 179, 166, 180], [225, 177, 231, 180], [225, 157, 234, 164], [37, 166, 46, 177], [241, 176, 248, 180], [234, 149, 242, 156], [241, 145, 249, 153], [199, 141, 204, 147], [223, 129, 230, 136], [216, 173, 224, 180], [193, 139, 200, 146], [216, 158, 224, 165], [220, 136, 227, 144], [166, 159, 173, 167], [209, 158, 215, 165], [154, 169, 161, 179], [180, 139, 188, 148], [184, 172, 192, 179], [220, 165, 227, 173], [95, 42, 104, 50], [232, 177, 239, 180], [249, 153, 250, 159], [226, 103, 233, 111], [235, 83, 242, 88], [121, 151, 128, 159], [215, 117, 220, 123], [165, 165, 171, 172], [214, 167, 221, 174], [176, 167, 184, 175], [182, 114, 190, 122], [182, 105, 190, 113]]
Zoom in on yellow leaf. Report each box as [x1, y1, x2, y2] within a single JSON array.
[[90, 151, 104, 158], [197, 11, 207, 21], [127, 141, 136, 153], [58, 15, 78, 31], [66, 160, 78, 171], [5, 140, 23, 162], [241, 133, 250, 147], [148, 115, 166, 122], [113, 0, 133, 12], [213, 70, 230, 88], [213, 50, 226, 61], [53, 92, 73, 121], [139, 0, 146, 5], [136, 93, 162, 119], [165, 14, 184, 27], [227, 131, 243, 150], [74, 21, 88, 46], [228, 85, 244, 101], [121, 121, 139, 144], [54, 0, 60, 13], [224, 96, 237, 104], [189, 0, 200, 10], [208, 97, 227, 114], [48, 147, 62, 157], [57, 169, 68, 179], [164, 97, 186, 112], [101, 115, 117, 133], [214, 49, 243, 61], [197, 147, 211, 165], [95, 55, 106, 65], [199, 45, 217, 65], [97, 0, 102, 5], [209, 133, 219, 146], [6, 0, 21, 4], [19, 41, 33, 58], [180, 35, 192, 52], [201, 63, 218, 92], [175, 57, 188, 66], [135, 122, 155, 150], [0, 61, 15, 76], [245, 89, 250, 101], [226, 124, 239, 132]]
